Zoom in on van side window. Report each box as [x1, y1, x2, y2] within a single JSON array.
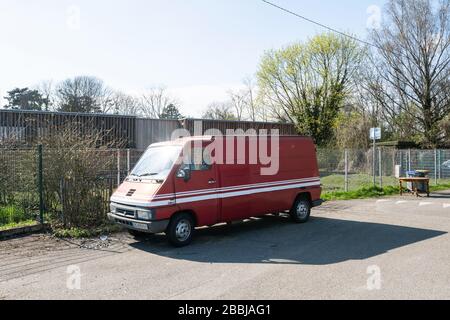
[[190, 148, 211, 171]]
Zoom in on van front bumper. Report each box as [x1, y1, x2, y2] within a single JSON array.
[[107, 212, 169, 234]]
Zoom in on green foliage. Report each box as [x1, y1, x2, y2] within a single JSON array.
[[0, 148, 39, 216], [322, 186, 400, 201], [333, 111, 372, 149], [322, 183, 450, 201], [0, 220, 37, 231], [257, 33, 365, 146], [0, 205, 33, 226], [3, 87, 48, 111]]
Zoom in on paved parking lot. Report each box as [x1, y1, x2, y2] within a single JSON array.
[[1, 192, 450, 300]]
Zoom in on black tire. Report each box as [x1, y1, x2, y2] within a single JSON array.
[[166, 213, 195, 247], [290, 197, 311, 223], [128, 229, 148, 238]]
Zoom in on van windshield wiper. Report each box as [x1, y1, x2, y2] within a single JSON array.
[[137, 172, 159, 177]]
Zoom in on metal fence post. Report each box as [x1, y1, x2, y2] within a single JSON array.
[[438, 150, 442, 180], [117, 149, 121, 188], [408, 149, 412, 171], [344, 149, 348, 192], [435, 149, 438, 185], [379, 148, 382, 188], [59, 178, 66, 228], [37, 144, 44, 224], [127, 149, 131, 175], [373, 141, 376, 187]]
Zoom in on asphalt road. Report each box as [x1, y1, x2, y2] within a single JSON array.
[[1, 193, 450, 300]]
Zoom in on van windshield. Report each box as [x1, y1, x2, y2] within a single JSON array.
[[130, 145, 182, 180]]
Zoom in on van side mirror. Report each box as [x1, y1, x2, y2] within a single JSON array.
[[176, 165, 191, 182]]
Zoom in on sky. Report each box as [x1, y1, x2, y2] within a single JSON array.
[[0, 0, 386, 117]]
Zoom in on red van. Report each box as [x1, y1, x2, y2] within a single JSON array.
[[108, 135, 322, 247]]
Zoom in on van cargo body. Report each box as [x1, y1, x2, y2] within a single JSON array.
[[108, 136, 322, 246]]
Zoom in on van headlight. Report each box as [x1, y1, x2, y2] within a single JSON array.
[[137, 210, 154, 221], [110, 203, 117, 213]]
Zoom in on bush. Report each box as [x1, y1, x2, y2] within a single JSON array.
[[38, 126, 118, 229]]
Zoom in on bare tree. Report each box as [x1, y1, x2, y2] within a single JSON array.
[[35, 80, 54, 111], [227, 89, 247, 121], [110, 91, 140, 116], [368, 0, 450, 147], [242, 77, 258, 121], [202, 102, 237, 120], [140, 87, 177, 119], [56, 76, 112, 113], [227, 77, 270, 122]]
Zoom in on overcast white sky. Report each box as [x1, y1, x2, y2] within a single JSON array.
[[0, 0, 385, 117]]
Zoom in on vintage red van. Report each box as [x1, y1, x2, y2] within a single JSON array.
[[108, 135, 322, 246]]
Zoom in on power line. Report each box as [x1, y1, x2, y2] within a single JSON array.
[[261, 0, 380, 49]]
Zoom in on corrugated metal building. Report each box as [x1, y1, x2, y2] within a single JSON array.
[[0, 109, 298, 149]]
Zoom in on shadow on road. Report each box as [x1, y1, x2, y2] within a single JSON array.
[[130, 215, 446, 265], [429, 190, 450, 199]]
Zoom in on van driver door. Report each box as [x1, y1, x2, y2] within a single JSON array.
[[174, 147, 219, 226]]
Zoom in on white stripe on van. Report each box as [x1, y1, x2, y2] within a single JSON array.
[[111, 180, 321, 208], [152, 177, 321, 200]]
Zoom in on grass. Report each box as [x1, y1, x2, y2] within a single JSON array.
[[322, 186, 400, 201], [0, 219, 37, 231], [0, 205, 34, 226], [322, 178, 450, 201], [321, 173, 399, 193]]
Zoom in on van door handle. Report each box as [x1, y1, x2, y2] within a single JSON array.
[[208, 179, 217, 184]]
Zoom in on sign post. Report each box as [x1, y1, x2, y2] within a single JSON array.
[[370, 128, 381, 187]]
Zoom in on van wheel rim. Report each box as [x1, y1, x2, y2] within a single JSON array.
[[175, 219, 191, 242], [296, 202, 308, 219]]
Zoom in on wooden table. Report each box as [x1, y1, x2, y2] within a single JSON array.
[[398, 177, 430, 197]]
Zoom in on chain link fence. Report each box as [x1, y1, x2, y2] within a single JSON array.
[[0, 148, 39, 229], [318, 147, 450, 193], [3, 146, 450, 231], [0, 146, 145, 230]]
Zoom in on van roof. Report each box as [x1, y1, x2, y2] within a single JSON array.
[[150, 135, 312, 148]]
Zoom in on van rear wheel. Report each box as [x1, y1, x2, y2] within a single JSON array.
[[290, 198, 311, 223], [166, 213, 195, 247]]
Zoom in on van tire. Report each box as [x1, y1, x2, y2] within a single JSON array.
[[166, 213, 195, 247], [290, 197, 311, 223]]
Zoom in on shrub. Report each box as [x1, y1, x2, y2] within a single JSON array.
[[38, 125, 118, 229]]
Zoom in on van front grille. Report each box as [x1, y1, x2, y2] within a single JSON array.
[[116, 208, 135, 217]]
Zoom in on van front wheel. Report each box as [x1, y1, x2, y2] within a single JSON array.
[[290, 198, 311, 223], [166, 213, 195, 247]]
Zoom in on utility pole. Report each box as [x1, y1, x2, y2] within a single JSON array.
[[373, 136, 376, 187], [370, 127, 381, 187]]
